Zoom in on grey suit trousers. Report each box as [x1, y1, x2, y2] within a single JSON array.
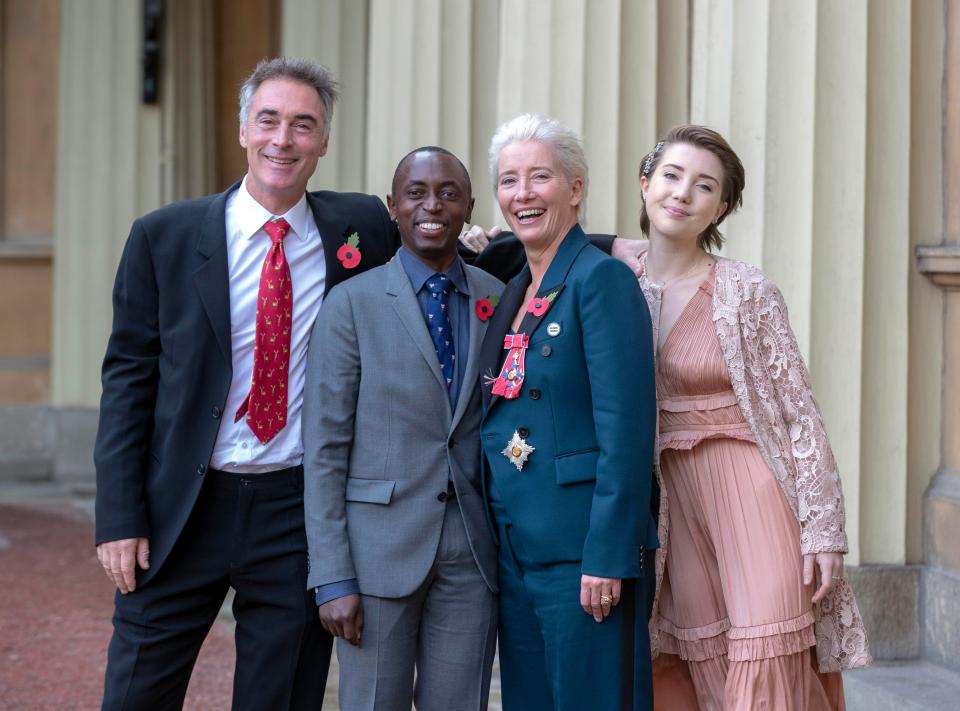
[[336, 496, 497, 711]]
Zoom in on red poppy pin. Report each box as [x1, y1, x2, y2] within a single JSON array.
[[475, 294, 500, 322], [337, 232, 362, 269], [526, 289, 559, 317]]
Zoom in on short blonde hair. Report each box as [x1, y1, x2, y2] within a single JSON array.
[[488, 113, 588, 219]]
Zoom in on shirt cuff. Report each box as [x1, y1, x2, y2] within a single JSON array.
[[315, 578, 360, 606]]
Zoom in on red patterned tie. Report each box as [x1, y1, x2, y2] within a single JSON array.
[[234, 217, 293, 443]]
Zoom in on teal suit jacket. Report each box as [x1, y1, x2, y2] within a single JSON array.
[[480, 225, 658, 579]]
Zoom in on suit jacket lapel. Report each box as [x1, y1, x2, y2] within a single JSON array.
[[523, 224, 589, 343], [386, 258, 452, 401], [193, 182, 238, 367], [450, 268, 485, 431], [307, 191, 354, 295], [480, 267, 530, 415]]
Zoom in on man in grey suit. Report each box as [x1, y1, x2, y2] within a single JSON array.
[[302, 147, 503, 710]]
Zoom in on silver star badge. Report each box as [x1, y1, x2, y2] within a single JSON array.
[[501, 430, 535, 471]]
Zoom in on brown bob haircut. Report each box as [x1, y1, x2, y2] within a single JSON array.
[[638, 125, 745, 252]]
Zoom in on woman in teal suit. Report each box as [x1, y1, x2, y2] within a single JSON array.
[[479, 113, 657, 711]]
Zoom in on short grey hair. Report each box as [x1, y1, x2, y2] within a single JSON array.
[[238, 57, 340, 139], [488, 113, 589, 218]]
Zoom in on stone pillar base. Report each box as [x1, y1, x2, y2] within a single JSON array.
[[923, 470, 960, 673], [846, 564, 921, 660], [0, 405, 54, 483], [51, 407, 98, 496], [0, 405, 98, 495], [923, 567, 960, 672]]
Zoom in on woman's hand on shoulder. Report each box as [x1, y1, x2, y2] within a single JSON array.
[[580, 575, 622, 623], [459, 224, 502, 253], [803, 552, 845, 604], [610, 237, 649, 277]]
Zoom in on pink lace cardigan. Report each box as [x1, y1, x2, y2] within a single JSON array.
[[639, 254, 872, 672]]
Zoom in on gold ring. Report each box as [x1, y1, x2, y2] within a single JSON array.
[[600, 595, 613, 606]]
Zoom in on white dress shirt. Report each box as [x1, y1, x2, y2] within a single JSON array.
[[210, 177, 327, 472]]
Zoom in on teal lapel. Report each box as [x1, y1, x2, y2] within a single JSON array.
[[481, 223, 589, 416], [524, 224, 589, 343]]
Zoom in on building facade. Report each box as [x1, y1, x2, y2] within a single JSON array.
[[1, 0, 957, 679]]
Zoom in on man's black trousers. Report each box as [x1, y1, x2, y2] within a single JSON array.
[[102, 466, 330, 710]]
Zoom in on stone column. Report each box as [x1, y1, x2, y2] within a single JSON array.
[[50, 0, 215, 488], [860, 0, 913, 564], [53, 0, 144, 406], [283, 0, 683, 232], [163, 0, 217, 201], [494, 0, 684, 235], [0, 0, 60, 479], [51, 1, 156, 490], [915, 0, 960, 674], [907, 0, 947, 568], [363, 0, 489, 213], [281, 0, 369, 193], [809, 0, 869, 566]]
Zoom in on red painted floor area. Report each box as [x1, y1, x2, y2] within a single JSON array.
[[0, 503, 235, 710]]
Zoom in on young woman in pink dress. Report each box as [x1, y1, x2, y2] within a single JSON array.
[[636, 126, 871, 710]]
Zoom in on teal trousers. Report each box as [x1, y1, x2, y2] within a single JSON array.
[[494, 515, 654, 711]]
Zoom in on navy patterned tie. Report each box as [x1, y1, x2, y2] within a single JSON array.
[[425, 273, 456, 388]]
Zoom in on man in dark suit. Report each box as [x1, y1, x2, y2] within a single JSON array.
[[93, 57, 401, 710]]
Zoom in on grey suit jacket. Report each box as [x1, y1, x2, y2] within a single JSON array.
[[303, 255, 504, 598]]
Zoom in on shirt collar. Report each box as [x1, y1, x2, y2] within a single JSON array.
[[236, 176, 311, 243], [397, 246, 470, 296]]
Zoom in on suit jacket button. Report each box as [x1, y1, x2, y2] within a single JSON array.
[[529, 388, 541, 400], [437, 491, 448, 502], [447, 436, 457, 448], [518, 427, 530, 438], [211, 406, 221, 419], [197, 464, 206, 476], [540, 344, 552, 357]]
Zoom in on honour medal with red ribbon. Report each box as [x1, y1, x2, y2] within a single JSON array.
[[490, 288, 560, 399]]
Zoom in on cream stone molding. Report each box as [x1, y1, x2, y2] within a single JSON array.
[[916, 244, 960, 289], [0, 240, 53, 260]]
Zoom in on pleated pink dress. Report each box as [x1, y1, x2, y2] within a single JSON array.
[[652, 267, 844, 711]]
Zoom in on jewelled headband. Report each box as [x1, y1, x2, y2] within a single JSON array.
[[642, 140, 665, 176]]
